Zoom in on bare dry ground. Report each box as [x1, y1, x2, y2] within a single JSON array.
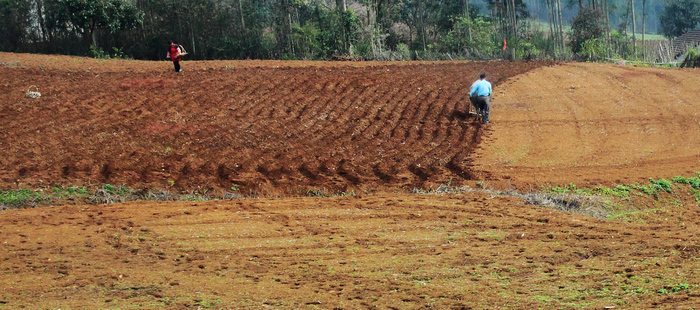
[[473, 62, 700, 190], [1, 53, 700, 309]]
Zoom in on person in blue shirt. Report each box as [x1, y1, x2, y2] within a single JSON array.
[[468, 79, 481, 116], [469, 73, 492, 124]]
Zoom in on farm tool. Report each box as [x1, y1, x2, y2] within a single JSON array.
[[176, 44, 188, 59], [468, 95, 479, 116]]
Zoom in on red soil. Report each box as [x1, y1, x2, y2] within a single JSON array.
[[2, 53, 700, 309], [1, 53, 551, 195]]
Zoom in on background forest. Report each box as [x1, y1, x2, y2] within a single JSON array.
[[0, 0, 698, 62]]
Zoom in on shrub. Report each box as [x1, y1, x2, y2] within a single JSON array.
[[681, 48, 700, 68], [0, 189, 42, 209], [580, 38, 606, 61], [649, 178, 673, 193], [672, 175, 700, 188], [569, 8, 606, 54]]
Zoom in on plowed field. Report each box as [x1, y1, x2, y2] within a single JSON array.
[[1, 54, 552, 195], [2, 52, 700, 309]]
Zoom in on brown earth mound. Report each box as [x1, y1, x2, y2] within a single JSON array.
[[1, 53, 551, 195]]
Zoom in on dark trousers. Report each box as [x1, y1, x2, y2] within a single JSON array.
[[469, 96, 480, 114], [173, 60, 181, 72], [475, 95, 491, 124]]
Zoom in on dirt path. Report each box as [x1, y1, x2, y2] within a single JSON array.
[[474, 62, 700, 189]]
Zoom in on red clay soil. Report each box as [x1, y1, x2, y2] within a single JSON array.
[[2, 191, 700, 309], [0, 52, 551, 195], [2, 53, 700, 309]]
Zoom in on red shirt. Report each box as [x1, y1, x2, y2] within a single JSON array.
[[168, 44, 181, 61]]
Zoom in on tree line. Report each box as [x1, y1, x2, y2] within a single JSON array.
[[0, 0, 698, 62]]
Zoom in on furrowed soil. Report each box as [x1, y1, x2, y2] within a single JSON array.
[[1, 52, 700, 309]]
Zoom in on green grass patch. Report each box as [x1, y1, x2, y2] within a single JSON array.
[[0, 189, 44, 209], [672, 174, 700, 189], [0, 185, 234, 209]]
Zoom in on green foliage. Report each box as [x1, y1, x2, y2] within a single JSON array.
[[580, 38, 606, 61], [90, 45, 128, 59], [4, 0, 691, 63], [341, 190, 355, 197], [0, 189, 42, 209], [649, 178, 673, 193], [90, 45, 106, 59], [395, 43, 411, 60], [103, 184, 116, 194], [0, 0, 32, 51], [514, 41, 542, 60], [437, 16, 497, 56], [671, 174, 700, 188], [287, 5, 361, 59], [681, 48, 700, 68], [550, 183, 592, 195], [551, 174, 700, 201], [45, 0, 142, 52], [691, 188, 700, 202], [659, 0, 700, 38], [629, 184, 654, 195], [593, 185, 632, 197], [672, 283, 691, 292], [609, 30, 634, 59], [291, 22, 322, 59], [569, 8, 606, 55]]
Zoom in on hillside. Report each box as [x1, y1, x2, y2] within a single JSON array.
[[1, 53, 700, 309]]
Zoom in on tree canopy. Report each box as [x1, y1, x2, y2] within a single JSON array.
[[659, 0, 700, 38], [0, 0, 693, 61]]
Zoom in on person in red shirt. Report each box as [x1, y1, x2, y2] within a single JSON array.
[[166, 40, 183, 72]]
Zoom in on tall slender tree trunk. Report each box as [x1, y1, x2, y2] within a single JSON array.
[[556, 0, 565, 53], [604, 0, 611, 58], [190, 21, 196, 56], [288, 11, 294, 55], [35, 0, 49, 46], [463, 0, 472, 40], [238, 0, 245, 31], [642, 0, 646, 61], [418, 0, 427, 51], [547, 0, 556, 55], [511, 0, 517, 59], [339, 0, 349, 52], [631, 0, 636, 56]]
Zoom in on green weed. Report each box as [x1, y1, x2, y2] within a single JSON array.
[[0, 189, 43, 209], [672, 175, 700, 188], [672, 283, 692, 292]]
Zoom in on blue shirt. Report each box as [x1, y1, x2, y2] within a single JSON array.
[[470, 79, 492, 97]]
